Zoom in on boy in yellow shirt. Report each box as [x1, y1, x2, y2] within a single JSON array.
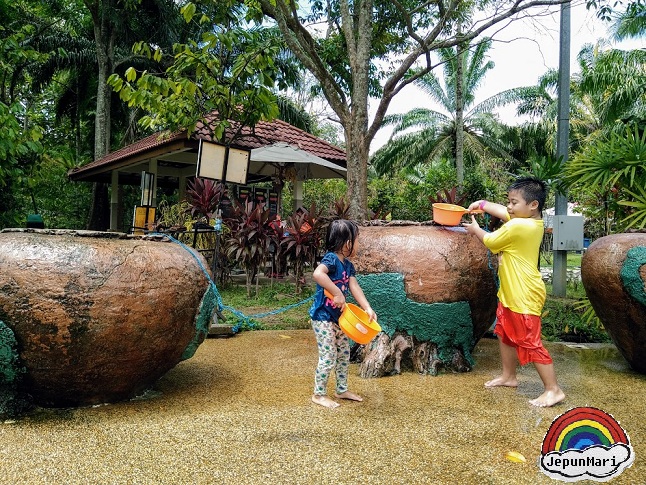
[[464, 177, 565, 407]]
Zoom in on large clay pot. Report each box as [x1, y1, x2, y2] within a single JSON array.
[[352, 223, 498, 376], [581, 232, 646, 374], [0, 229, 214, 407]]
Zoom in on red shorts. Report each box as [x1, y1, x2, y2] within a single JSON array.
[[494, 302, 553, 366]]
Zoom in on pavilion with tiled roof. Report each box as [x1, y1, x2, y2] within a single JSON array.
[[68, 115, 346, 231]]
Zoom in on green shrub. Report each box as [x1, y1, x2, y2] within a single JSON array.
[[542, 296, 610, 343]]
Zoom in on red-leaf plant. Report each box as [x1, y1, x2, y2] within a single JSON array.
[[281, 202, 323, 294], [185, 178, 226, 221], [428, 186, 466, 207], [224, 198, 277, 297]]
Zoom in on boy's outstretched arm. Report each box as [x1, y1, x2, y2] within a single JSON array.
[[468, 199, 508, 221], [349, 277, 377, 322]]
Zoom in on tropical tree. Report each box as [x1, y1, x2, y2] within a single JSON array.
[[370, 39, 519, 181], [81, 0, 201, 229], [591, 0, 646, 39], [0, 0, 63, 227], [565, 122, 646, 234], [237, 0, 577, 220], [1, 0, 201, 230], [577, 43, 646, 128], [507, 42, 646, 158], [108, 7, 304, 143]]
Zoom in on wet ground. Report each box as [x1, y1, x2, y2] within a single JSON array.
[[1, 331, 645, 484]]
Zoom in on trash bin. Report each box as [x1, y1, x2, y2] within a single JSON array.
[[26, 214, 45, 229]]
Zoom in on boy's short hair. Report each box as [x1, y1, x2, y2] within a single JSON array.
[[509, 177, 547, 212]]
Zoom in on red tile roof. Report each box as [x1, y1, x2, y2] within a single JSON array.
[[69, 116, 346, 181]]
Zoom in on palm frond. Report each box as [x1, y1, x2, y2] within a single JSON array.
[[370, 128, 443, 176], [413, 71, 452, 112], [386, 108, 450, 136], [609, 2, 646, 41], [619, 185, 646, 229]]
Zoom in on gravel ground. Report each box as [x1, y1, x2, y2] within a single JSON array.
[[1, 331, 645, 484]]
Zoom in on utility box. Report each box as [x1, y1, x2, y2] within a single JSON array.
[[552, 215, 584, 251]]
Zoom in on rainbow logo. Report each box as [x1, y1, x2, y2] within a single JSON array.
[[540, 407, 634, 482], [542, 407, 629, 453]]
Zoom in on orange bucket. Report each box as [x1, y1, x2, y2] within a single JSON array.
[[432, 203, 482, 226], [338, 303, 381, 344]]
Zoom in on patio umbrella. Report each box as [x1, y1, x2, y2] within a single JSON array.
[[249, 142, 346, 213], [249, 142, 346, 180]]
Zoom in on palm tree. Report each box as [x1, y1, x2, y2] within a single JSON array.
[[577, 43, 646, 128], [609, 2, 646, 41], [510, 67, 598, 159], [508, 42, 646, 159], [371, 38, 522, 182]]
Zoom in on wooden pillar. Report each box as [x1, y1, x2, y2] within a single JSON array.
[[178, 174, 187, 202], [294, 180, 303, 211], [149, 159, 158, 207]]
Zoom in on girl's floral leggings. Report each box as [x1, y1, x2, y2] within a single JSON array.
[[311, 319, 351, 395]]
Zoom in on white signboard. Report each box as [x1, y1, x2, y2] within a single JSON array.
[[196, 140, 250, 184]]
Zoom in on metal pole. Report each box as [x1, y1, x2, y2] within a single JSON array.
[[212, 209, 222, 277], [553, 0, 571, 297]]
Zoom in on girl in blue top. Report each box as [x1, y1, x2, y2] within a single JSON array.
[[309, 219, 377, 409]]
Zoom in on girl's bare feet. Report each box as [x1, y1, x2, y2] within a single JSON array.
[[312, 395, 340, 409], [529, 388, 565, 407], [334, 391, 363, 402], [484, 376, 518, 388]]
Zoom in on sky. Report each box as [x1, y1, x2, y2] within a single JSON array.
[[368, 1, 642, 153]]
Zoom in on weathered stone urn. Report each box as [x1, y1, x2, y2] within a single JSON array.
[[0, 229, 215, 410], [581, 232, 646, 374], [351, 223, 498, 377]]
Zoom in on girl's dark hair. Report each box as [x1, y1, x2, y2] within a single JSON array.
[[509, 177, 548, 212], [326, 219, 359, 254]]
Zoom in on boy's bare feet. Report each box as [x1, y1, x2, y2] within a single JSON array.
[[334, 391, 363, 402], [312, 395, 340, 408], [484, 376, 518, 388], [529, 388, 565, 407]]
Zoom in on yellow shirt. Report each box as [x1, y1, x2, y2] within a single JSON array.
[[483, 215, 546, 315]]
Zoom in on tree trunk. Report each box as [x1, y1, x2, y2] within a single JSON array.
[[344, 124, 370, 221], [257, 0, 574, 221], [86, 183, 110, 231], [358, 332, 472, 378], [455, 36, 465, 188], [86, 0, 115, 231], [246, 271, 252, 298]]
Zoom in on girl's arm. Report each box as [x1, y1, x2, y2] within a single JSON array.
[[312, 263, 346, 309], [349, 276, 377, 322]]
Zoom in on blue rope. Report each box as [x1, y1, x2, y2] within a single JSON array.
[[150, 232, 313, 332]]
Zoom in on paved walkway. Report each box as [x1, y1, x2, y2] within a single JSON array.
[[2, 331, 644, 484]]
